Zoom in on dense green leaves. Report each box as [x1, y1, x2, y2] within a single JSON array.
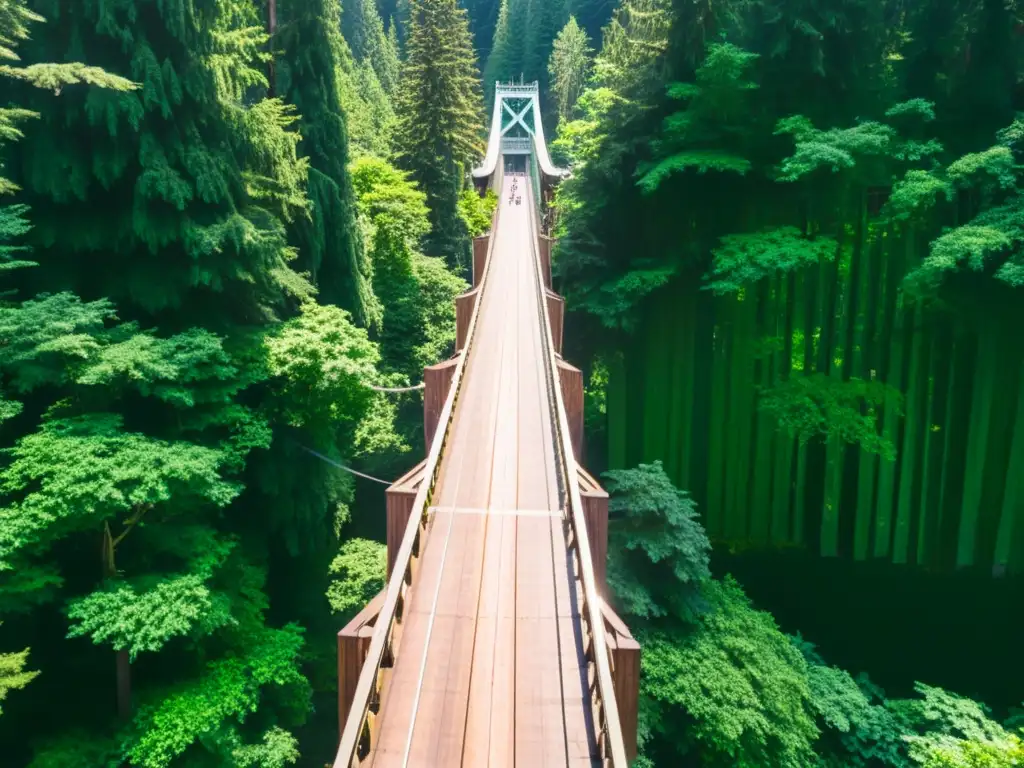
[[604, 461, 711, 621], [641, 578, 820, 767], [759, 374, 903, 459], [326, 538, 386, 620], [395, 0, 484, 265], [706, 227, 835, 294]]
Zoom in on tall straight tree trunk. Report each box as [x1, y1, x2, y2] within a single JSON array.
[[996, 357, 1024, 572], [707, 298, 732, 538], [957, 325, 999, 568], [102, 528, 131, 719], [917, 323, 952, 567], [607, 352, 628, 470], [875, 228, 911, 558], [893, 308, 928, 564], [771, 273, 795, 543], [751, 279, 776, 543], [854, 221, 884, 559]]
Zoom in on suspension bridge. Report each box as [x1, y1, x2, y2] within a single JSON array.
[[333, 82, 639, 768]]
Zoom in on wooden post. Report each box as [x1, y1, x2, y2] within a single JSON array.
[[385, 461, 426, 577], [602, 605, 640, 763], [338, 591, 385, 739], [546, 290, 564, 356], [455, 289, 479, 352], [473, 235, 490, 287], [557, 359, 584, 460], [538, 234, 553, 290], [423, 357, 458, 451], [577, 467, 608, 593]]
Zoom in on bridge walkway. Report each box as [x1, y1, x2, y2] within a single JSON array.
[[367, 175, 600, 767]]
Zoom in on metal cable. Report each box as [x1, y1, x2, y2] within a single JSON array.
[[361, 381, 425, 393], [297, 445, 393, 486]]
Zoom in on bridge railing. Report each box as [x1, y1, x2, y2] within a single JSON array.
[[526, 178, 630, 766], [332, 196, 501, 768], [501, 136, 533, 154], [495, 80, 539, 96]]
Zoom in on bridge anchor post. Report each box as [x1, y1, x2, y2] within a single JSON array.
[[472, 235, 490, 287], [424, 357, 458, 451]]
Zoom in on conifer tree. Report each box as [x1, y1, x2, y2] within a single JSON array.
[[342, 0, 401, 95], [274, 0, 379, 325], [394, 0, 484, 267], [0, 0, 398, 761], [522, 0, 568, 92], [548, 15, 593, 122], [483, 0, 517, 90]]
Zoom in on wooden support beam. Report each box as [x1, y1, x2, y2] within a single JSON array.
[[455, 288, 479, 352], [472, 235, 490, 288], [538, 234, 553, 290], [602, 604, 640, 763], [386, 460, 427, 577], [546, 290, 564, 356], [557, 359, 584, 460], [338, 590, 385, 740], [577, 466, 608, 594], [423, 357, 459, 451]]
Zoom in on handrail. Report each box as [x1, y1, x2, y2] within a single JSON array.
[[525, 177, 629, 765], [333, 192, 502, 767]]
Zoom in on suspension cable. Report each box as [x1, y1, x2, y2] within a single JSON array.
[[297, 445, 393, 486], [361, 381, 426, 393]]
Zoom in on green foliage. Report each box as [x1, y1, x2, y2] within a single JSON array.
[[547, 16, 593, 122], [706, 227, 836, 294], [638, 43, 759, 193], [264, 301, 400, 454], [66, 575, 234, 660], [124, 626, 307, 768], [945, 147, 1017, 192], [905, 195, 1024, 294], [884, 170, 954, 224], [272, 0, 376, 323], [326, 538, 386, 620], [640, 577, 820, 767], [351, 155, 467, 377], [603, 461, 711, 621], [0, 414, 238, 568], [395, 0, 484, 265], [231, 727, 300, 768], [759, 374, 903, 460], [458, 188, 498, 237], [0, 632, 37, 716]]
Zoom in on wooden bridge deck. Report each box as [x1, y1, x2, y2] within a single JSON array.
[[367, 176, 600, 767]]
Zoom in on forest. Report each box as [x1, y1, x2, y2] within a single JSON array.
[[0, 0, 1022, 766]]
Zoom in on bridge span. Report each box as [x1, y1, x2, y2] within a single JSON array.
[[334, 101, 638, 768]]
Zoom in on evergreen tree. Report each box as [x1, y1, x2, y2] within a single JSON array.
[[342, 0, 401, 95], [483, 0, 517, 90], [394, 0, 484, 268], [548, 15, 593, 122], [522, 0, 568, 93], [0, 1, 398, 763], [274, 0, 379, 326]]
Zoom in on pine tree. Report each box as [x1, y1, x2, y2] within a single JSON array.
[[522, 0, 568, 91], [394, 0, 484, 267], [274, 0, 379, 325], [342, 0, 401, 95], [548, 15, 593, 122], [0, 1, 398, 761], [483, 0, 517, 90]]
